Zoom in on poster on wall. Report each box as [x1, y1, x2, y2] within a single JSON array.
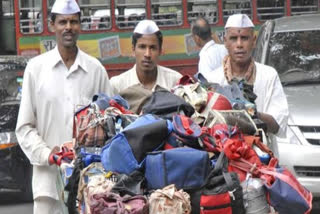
[[184, 33, 200, 56], [98, 35, 121, 60]]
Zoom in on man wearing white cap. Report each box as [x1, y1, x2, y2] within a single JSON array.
[[15, 0, 113, 213], [110, 19, 182, 111], [191, 16, 228, 76], [203, 14, 288, 156]]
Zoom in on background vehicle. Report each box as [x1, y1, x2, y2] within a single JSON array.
[[0, 0, 319, 76], [0, 56, 32, 202], [253, 14, 320, 208]]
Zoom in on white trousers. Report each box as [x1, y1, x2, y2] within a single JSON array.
[[34, 196, 65, 214]]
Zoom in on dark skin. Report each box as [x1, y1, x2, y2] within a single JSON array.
[[224, 27, 279, 134], [50, 13, 81, 69], [133, 34, 162, 90], [192, 18, 211, 48]]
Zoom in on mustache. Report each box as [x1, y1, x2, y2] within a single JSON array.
[[62, 31, 74, 36]]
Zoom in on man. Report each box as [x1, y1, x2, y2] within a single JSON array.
[[110, 19, 182, 95], [191, 16, 228, 76], [15, 0, 113, 213], [203, 14, 289, 156]]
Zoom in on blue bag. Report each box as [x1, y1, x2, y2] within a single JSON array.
[[261, 167, 313, 214], [101, 114, 171, 175], [145, 147, 210, 190], [165, 115, 203, 150]]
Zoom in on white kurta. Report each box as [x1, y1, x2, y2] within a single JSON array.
[[110, 64, 182, 94], [204, 62, 289, 156], [198, 40, 228, 76], [15, 47, 113, 200]]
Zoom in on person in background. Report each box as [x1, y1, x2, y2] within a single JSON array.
[[204, 14, 289, 157], [15, 0, 113, 213], [110, 19, 182, 113], [191, 16, 228, 77]]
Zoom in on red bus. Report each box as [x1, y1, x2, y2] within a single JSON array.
[[0, 0, 319, 76]]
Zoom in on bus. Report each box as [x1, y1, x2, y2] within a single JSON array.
[[0, 0, 319, 77]]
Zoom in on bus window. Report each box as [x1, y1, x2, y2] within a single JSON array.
[[291, 0, 319, 16], [187, 0, 218, 24], [19, 0, 42, 34], [222, 0, 252, 23], [115, 0, 146, 29], [257, 0, 285, 21], [1, 0, 14, 17], [78, 0, 111, 31], [151, 0, 183, 27]]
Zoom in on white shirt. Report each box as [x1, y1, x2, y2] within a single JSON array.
[[15, 47, 113, 200], [204, 62, 289, 138], [110, 64, 182, 94], [198, 40, 228, 76]]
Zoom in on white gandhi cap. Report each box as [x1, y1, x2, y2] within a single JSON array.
[[51, 0, 80, 14], [225, 14, 254, 29], [134, 20, 160, 34]]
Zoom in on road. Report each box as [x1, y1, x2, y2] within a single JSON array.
[[0, 200, 32, 214], [0, 200, 319, 214]]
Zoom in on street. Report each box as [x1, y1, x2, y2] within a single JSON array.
[[0, 199, 319, 214], [0, 199, 32, 214]]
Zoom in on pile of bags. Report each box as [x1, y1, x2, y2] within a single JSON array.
[[54, 75, 312, 214]]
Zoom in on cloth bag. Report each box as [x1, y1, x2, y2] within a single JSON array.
[[142, 89, 195, 119], [145, 147, 210, 190], [149, 184, 191, 214], [89, 192, 149, 214], [165, 114, 203, 150], [230, 158, 313, 214], [190, 152, 246, 214], [173, 82, 208, 112], [101, 114, 171, 174]]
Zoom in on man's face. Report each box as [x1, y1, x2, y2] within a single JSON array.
[[51, 14, 80, 48], [133, 34, 161, 73], [224, 27, 256, 65]]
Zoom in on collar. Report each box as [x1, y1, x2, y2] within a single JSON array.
[[133, 64, 160, 91], [49, 46, 89, 73]]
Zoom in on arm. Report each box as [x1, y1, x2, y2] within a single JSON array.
[[257, 112, 279, 134], [255, 66, 289, 137], [15, 61, 52, 166]]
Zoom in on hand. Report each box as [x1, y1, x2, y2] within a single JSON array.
[[48, 146, 60, 165]]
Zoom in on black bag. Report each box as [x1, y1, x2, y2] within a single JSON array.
[[142, 89, 195, 120], [190, 152, 245, 214], [64, 148, 85, 214], [111, 170, 145, 196]]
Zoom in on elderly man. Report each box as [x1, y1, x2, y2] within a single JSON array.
[[203, 14, 289, 156], [191, 16, 228, 76], [15, 0, 113, 213], [110, 19, 182, 112]]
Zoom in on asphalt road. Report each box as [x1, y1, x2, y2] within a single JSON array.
[[0, 195, 319, 214], [0, 201, 32, 214], [0, 200, 319, 214]]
